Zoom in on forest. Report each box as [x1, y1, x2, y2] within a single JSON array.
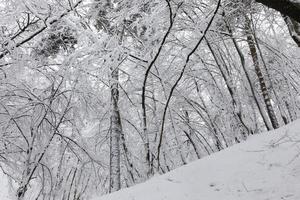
[[0, 0, 299, 199]]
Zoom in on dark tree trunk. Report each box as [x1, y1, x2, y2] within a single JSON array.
[[226, 23, 273, 131], [109, 65, 122, 193], [245, 20, 280, 129]]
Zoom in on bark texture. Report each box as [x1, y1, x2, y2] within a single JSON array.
[[245, 20, 280, 129], [226, 23, 273, 131], [109, 67, 122, 193]]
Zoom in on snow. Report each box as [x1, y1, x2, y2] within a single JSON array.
[[0, 170, 13, 200], [91, 120, 300, 200], [0, 120, 299, 200]]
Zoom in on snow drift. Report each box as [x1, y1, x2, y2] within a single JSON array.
[[92, 120, 300, 200], [0, 170, 12, 200]]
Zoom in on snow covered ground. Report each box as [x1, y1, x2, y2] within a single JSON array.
[[0, 170, 12, 200], [92, 120, 300, 200], [0, 120, 299, 200]]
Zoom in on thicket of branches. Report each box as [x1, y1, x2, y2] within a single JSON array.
[[0, 0, 299, 199]]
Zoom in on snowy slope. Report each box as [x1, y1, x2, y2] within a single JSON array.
[[0, 171, 12, 200], [92, 120, 300, 200]]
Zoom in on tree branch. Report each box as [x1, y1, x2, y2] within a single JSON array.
[[256, 0, 300, 23]]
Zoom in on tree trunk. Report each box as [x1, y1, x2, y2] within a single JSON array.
[[206, 37, 252, 139], [226, 24, 273, 131], [184, 110, 202, 159], [245, 19, 280, 129], [109, 66, 121, 193]]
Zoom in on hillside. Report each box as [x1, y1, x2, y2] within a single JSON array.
[[92, 120, 300, 200], [0, 170, 11, 200]]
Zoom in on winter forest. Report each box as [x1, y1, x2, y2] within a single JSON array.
[[0, 0, 300, 199]]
